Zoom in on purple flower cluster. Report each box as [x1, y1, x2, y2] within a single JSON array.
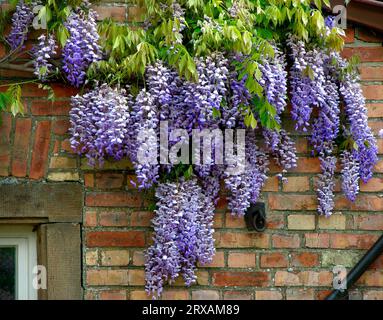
[[33, 34, 57, 81], [7, 0, 36, 50], [339, 66, 378, 183], [145, 179, 215, 298], [62, 8, 101, 87], [316, 152, 337, 216], [69, 84, 132, 166], [341, 150, 360, 202]]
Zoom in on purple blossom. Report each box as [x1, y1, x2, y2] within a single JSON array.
[[7, 1, 36, 50], [62, 8, 101, 87], [33, 34, 57, 81], [341, 150, 360, 202]]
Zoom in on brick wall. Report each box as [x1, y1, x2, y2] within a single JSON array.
[[1, 2, 383, 300]]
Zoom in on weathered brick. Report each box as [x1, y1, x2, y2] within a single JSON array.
[[360, 178, 383, 192], [322, 251, 361, 267], [255, 290, 282, 300], [228, 252, 256, 268], [99, 211, 129, 227], [47, 172, 79, 181], [85, 211, 98, 227], [260, 252, 288, 268], [31, 100, 71, 116], [99, 290, 127, 300], [0, 113, 12, 176], [11, 118, 31, 177], [355, 215, 383, 230], [129, 290, 151, 300], [283, 176, 310, 192], [86, 231, 145, 247], [305, 233, 330, 248], [275, 271, 332, 287], [367, 103, 383, 118], [342, 47, 383, 62], [95, 172, 124, 189], [290, 252, 319, 267], [286, 288, 315, 300], [363, 290, 383, 300], [192, 290, 219, 300], [318, 214, 346, 230], [128, 269, 145, 286], [87, 269, 129, 286], [86, 250, 98, 266], [101, 250, 129, 266], [203, 251, 225, 268], [86, 192, 142, 207], [330, 233, 379, 249], [288, 215, 315, 230], [360, 66, 383, 81], [335, 195, 383, 211], [357, 28, 383, 42], [223, 291, 252, 300], [93, 5, 126, 21], [213, 271, 269, 287], [272, 234, 300, 248], [30, 120, 51, 179], [358, 271, 383, 287], [49, 156, 77, 169], [53, 119, 70, 135], [269, 195, 317, 211], [130, 211, 154, 227], [132, 251, 145, 267], [162, 290, 189, 300], [216, 232, 269, 248]]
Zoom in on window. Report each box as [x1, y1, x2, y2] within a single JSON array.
[[0, 226, 37, 300]]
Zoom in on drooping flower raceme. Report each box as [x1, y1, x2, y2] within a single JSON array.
[[69, 84, 132, 166], [33, 34, 57, 81], [62, 8, 101, 87], [145, 179, 215, 298], [7, 0, 36, 50], [341, 150, 360, 202], [339, 65, 378, 183]]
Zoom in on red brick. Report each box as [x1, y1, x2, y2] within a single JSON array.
[[31, 100, 71, 116], [272, 234, 300, 248], [130, 211, 154, 227], [357, 28, 383, 42], [330, 233, 379, 249], [95, 173, 124, 189], [99, 211, 129, 227], [266, 214, 285, 229], [360, 177, 383, 192], [355, 215, 383, 230], [99, 290, 127, 300], [215, 232, 269, 248], [362, 85, 383, 100], [225, 214, 246, 228], [30, 120, 51, 179], [275, 271, 332, 287], [86, 192, 142, 207], [53, 119, 70, 135], [0, 113, 12, 176], [203, 251, 225, 268], [343, 28, 355, 43], [305, 233, 330, 248], [86, 231, 145, 247], [268, 195, 317, 211], [260, 252, 288, 268], [290, 157, 321, 173], [11, 118, 32, 177], [291, 252, 319, 267], [213, 271, 270, 287], [334, 195, 383, 211], [127, 6, 146, 23], [50, 84, 79, 97], [85, 211, 97, 227], [358, 271, 383, 286], [342, 47, 383, 62], [286, 288, 315, 300], [228, 252, 256, 268], [369, 255, 383, 269], [84, 173, 95, 188], [262, 176, 279, 191], [360, 67, 383, 81]]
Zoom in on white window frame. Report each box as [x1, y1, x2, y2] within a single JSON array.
[[0, 226, 37, 300]]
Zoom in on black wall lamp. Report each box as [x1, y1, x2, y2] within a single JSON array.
[[244, 202, 266, 232]]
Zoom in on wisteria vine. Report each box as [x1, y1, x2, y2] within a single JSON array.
[[3, 0, 379, 298]]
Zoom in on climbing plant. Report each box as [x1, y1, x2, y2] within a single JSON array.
[[0, 0, 377, 298]]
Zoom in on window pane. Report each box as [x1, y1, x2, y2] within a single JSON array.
[[0, 247, 16, 300]]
